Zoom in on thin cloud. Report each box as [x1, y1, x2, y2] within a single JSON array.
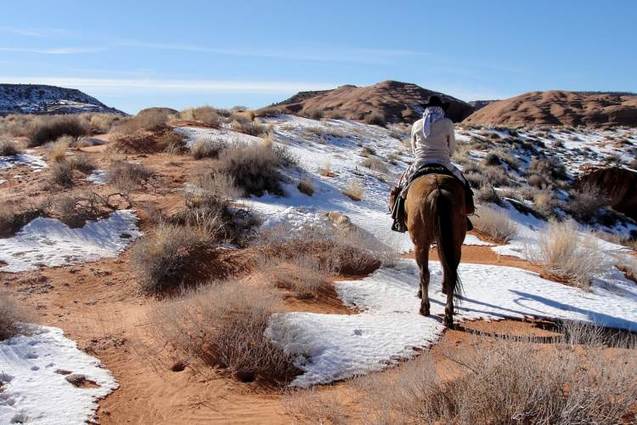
[[0, 76, 338, 93], [0, 26, 70, 37], [0, 47, 103, 55], [117, 40, 428, 64]]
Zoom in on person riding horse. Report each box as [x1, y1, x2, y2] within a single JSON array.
[[391, 95, 474, 232]]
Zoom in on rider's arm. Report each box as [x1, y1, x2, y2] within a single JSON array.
[[410, 125, 418, 155], [447, 121, 456, 154]]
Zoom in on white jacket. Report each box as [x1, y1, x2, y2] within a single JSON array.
[[410, 116, 456, 168]]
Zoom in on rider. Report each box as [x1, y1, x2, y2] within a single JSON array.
[[392, 95, 474, 231]]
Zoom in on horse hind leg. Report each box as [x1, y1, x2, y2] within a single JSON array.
[[415, 245, 431, 316]]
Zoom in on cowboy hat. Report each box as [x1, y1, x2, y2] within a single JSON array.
[[423, 95, 449, 110]]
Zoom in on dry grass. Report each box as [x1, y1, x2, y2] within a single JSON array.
[[533, 189, 557, 218], [68, 154, 95, 174], [107, 161, 153, 192], [297, 179, 315, 196], [229, 115, 268, 136], [0, 140, 21, 156], [178, 106, 221, 128], [529, 220, 608, 288], [287, 324, 637, 425], [132, 224, 209, 294], [567, 182, 610, 222], [112, 109, 171, 134], [319, 160, 335, 177], [342, 180, 364, 201], [0, 295, 28, 341], [0, 203, 42, 237], [150, 279, 300, 384], [48, 138, 70, 162], [88, 113, 121, 133], [214, 142, 290, 196], [191, 138, 226, 159], [28, 116, 87, 147], [263, 255, 330, 299], [156, 131, 187, 154], [49, 160, 74, 187], [360, 157, 389, 174], [473, 206, 517, 243]]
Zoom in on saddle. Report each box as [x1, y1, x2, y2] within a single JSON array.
[[390, 163, 472, 233]]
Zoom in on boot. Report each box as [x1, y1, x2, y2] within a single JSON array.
[[464, 184, 475, 215], [466, 217, 474, 231]]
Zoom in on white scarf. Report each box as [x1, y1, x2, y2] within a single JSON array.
[[422, 106, 445, 138]]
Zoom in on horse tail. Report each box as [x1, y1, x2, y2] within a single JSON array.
[[430, 188, 463, 300]]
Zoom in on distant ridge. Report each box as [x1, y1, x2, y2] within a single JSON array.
[[259, 80, 475, 124], [463, 90, 637, 127], [0, 84, 125, 116]]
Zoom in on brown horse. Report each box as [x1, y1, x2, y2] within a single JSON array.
[[403, 174, 467, 328]]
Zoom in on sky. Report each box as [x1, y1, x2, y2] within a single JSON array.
[[1, 0, 636, 114]]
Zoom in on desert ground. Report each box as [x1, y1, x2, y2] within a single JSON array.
[[1, 106, 636, 424]]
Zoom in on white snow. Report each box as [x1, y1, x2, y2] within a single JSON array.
[[86, 169, 108, 185], [0, 210, 141, 272], [268, 259, 637, 387], [0, 153, 47, 172], [0, 325, 117, 425]]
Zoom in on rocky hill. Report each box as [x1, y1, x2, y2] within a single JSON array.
[[463, 90, 637, 128], [258, 80, 475, 124], [0, 84, 124, 116]]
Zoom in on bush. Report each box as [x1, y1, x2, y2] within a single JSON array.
[[533, 189, 557, 217], [473, 206, 517, 243], [297, 179, 315, 196], [263, 255, 330, 299], [566, 183, 610, 222], [288, 325, 637, 425], [529, 220, 607, 288], [157, 131, 187, 154], [528, 157, 567, 181], [0, 140, 21, 156], [179, 106, 221, 128], [191, 138, 226, 159], [151, 280, 300, 384], [132, 224, 208, 294], [229, 114, 268, 136], [88, 113, 121, 133], [112, 109, 171, 134], [475, 184, 501, 204], [0, 203, 42, 237], [214, 142, 289, 196], [68, 154, 95, 174], [28, 116, 87, 147], [364, 112, 386, 127], [50, 160, 74, 187], [107, 161, 153, 192], [0, 295, 28, 341], [48, 137, 71, 162], [343, 180, 364, 201], [360, 157, 389, 174]]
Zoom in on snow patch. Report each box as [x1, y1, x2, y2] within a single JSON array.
[[0, 210, 141, 272], [86, 169, 108, 185], [269, 259, 637, 387], [0, 153, 47, 172], [0, 325, 117, 425]]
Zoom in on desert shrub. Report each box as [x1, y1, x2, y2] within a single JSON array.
[[88, 113, 121, 133], [48, 137, 71, 162], [528, 157, 567, 181], [360, 157, 389, 174], [364, 112, 386, 127], [157, 131, 187, 154], [475, 184, 501, 204], [151, 280, 299, 384], [464, 172, 484, 189], [0, 295, 28, 341], [179, 106, 221, 128], [214, 142, 290, 196], [482, 166, 509, 186], [297, 178, 315, 196], [473, 206, 517, 243], [110, 131, 164, 154], [566, 183, 610, 222], [229, 114, 268, 136], [68, 154, 95, 174], [319, 160, 334, 177], [107, 161, 153, 192], [112, 109, 171, 134], [29, 116, 87, 147], [288, 325, 637, 425], [263, 255, 330, 299], [132, 224, 209, 294], [533, 189, 557, 218], [307, 109, 324, 120], [191, 138, 226, 159], [483, 152, 502, 166], [0, 203, 42, 237], [529, 220, 607, 288], [528, 173, 547, 189], [343, 180, 364, 201], [49, 160, 74, 187], [0, 140, 21, 156]]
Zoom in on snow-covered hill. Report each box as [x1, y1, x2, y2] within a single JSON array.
[[0, 84, 124, 116]]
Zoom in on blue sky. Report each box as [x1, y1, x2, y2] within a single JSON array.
[[1, 0, 636, 113]]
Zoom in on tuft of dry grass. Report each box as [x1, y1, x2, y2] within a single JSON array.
[[529, 220, 608, 288], [229, 114, 268, 136], [360, 157, 389, 174], [157, 131, 187, 154], [49, 160, 74, 187], [48, 137, 71, 162], [0, 295, 29, 341], [132, 224, 209, 294], [112, 109, 171, 134], [68, 154, 95, 174], [263, 255, 330, 299], [297, 179, 315, 196], [567, 182, 610, 222], [286, 324, 637, 425], [0, 140, 22, 156], [179, 106, 221, 128], [342, 180, 364, 201], [107, 160, 153, 192], [473, 206, 517, 243], [150, 279, 300, 384], [191, 138, 226, 160]]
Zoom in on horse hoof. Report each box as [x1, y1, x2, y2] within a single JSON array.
[[417, 290, 422, 299], [445, 317, 454, 329], [419, 308, 430, 317]]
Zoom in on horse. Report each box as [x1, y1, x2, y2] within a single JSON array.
[[394, 174, 467, 328]]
